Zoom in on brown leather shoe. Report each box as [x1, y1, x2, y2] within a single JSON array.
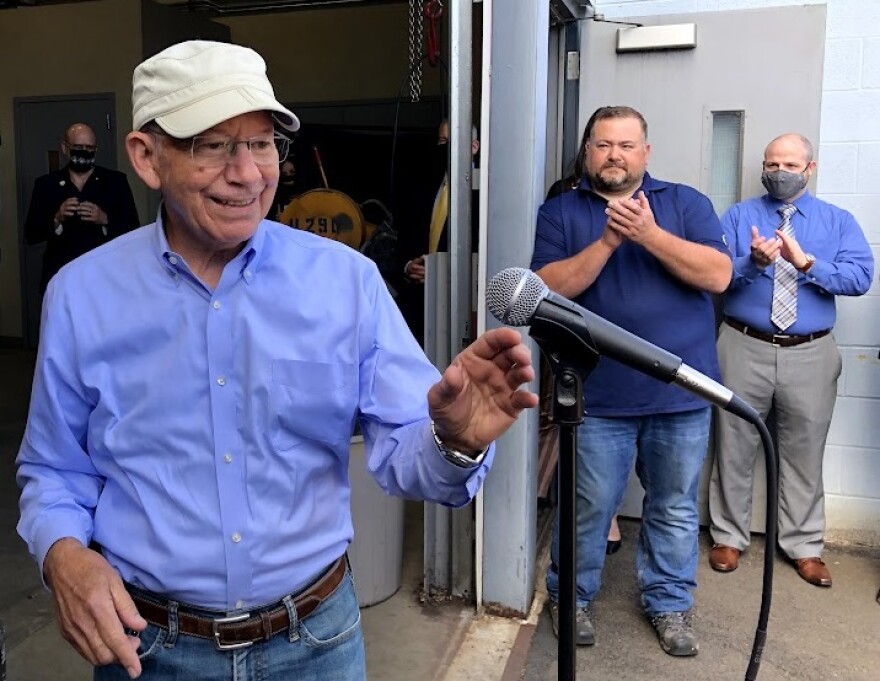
[[709, 544, 741, 572], [795, 557, 832, 587]]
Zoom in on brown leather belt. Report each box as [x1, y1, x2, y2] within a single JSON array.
[[129, 555, 347, 650], [724, 318, 830, 348]]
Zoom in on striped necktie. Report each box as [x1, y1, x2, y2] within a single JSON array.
[[770, 204, 798, 331]]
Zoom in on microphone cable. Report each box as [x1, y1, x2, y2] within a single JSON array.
[[744, 413, 778, 681]]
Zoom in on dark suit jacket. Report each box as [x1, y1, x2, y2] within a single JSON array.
[[25, 165, 140, 292]]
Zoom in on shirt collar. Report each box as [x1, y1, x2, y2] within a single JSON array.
[[761, 190, 814, 218], [151, 205, 266, 286]]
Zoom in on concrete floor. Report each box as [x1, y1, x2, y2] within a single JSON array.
[[520, 519, 880, 681], [3, 346, 880, 681]]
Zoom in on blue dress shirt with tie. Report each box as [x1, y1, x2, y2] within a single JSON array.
[[722, 192, 873, 335]]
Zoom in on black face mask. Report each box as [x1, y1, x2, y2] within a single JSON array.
[[280, 174, 296, 186], [69, 149, 96, 172]]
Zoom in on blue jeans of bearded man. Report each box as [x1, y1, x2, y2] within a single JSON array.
[[546, 408, 711, 615]]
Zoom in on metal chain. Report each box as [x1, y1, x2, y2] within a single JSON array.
[[408, 0, 424, 102]]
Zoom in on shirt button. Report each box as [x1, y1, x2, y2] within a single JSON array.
[[169, 256, 178, 265], [235, 600, 244, 609], [213, 300, 221, 310], [224, 453, 233, 463], [217, 377, 226, 386], [231, 532, 242, 543], [244, 270, 252, 279]]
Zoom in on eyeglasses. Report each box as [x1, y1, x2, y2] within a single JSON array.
[[66, 143, 97, 152], [188, 134, 291, 167], [147, 125, 290, 167]]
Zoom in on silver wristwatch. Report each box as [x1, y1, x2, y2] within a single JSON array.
[[431, 421, 488, 468]]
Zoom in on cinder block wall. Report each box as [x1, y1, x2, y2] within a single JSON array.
[[814, 0, 880, 544], [596, 0, 879, 544]]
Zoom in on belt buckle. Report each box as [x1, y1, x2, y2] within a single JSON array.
[[770, 333, 788, 346], [212, 612, 254, 651]]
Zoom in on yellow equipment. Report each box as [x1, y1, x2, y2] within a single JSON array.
[[279, 188, 366, 249]]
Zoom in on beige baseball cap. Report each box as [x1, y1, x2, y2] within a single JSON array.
[[132, 40, 300, 138]]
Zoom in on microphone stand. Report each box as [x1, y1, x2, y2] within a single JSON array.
[[530, 318, 600, 681]]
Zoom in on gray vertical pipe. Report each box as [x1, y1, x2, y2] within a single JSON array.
[[449, 0, 474, 354], [480, 0, 550, 615], [423, 0, 476, 600], [448, 0, 475, 598]]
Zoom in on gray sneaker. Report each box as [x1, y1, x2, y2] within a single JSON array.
[[649, 611, 699, 656], [549, 601, 596, 646]]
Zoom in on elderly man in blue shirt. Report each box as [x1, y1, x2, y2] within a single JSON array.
[[16, 41, 537, 681], [708, 133, 873, 588]]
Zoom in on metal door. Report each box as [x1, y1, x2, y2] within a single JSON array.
[[14, 94, 117, 348]]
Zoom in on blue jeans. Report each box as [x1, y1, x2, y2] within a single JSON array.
[[94, 569, 365, 681], [547, 408, 710, 615]]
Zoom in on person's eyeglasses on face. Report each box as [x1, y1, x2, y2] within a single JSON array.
[[144, 124, 290, 167], [189, 133, 291, 167]]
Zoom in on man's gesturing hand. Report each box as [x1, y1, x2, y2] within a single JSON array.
[[427, 327, 538, 455]]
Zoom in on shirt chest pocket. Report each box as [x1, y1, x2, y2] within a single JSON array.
[[270, 359, 358, 451]]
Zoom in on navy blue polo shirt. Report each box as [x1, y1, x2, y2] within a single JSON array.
[[531, 173, 729, 417]]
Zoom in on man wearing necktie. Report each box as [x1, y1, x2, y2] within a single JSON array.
[[709, 133, 874, 587]]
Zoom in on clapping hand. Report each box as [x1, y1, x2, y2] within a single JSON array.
[[606, 191, 660, 245], [749, 226, 781, 269]]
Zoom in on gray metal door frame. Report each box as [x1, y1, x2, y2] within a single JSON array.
[[422, 0, 478, 602], [423, 0, 587, 615]]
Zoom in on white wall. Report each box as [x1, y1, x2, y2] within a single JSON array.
[[594, 0, 880, 543], [595, 0, 824, 15]]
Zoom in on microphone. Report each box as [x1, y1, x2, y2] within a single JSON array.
[[487, 267, 758, 421]]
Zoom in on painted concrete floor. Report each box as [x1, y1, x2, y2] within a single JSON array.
[[522, 520, 880, 681]]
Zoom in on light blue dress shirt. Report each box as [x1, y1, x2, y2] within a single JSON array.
[[17, 217, 494, 610], [722, 192, 873, 334]]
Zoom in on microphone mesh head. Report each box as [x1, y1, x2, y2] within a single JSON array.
[[487, 267, 548, 327]]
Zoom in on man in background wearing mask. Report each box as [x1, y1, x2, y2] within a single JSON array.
[[397, 119, 480, 344], [709, 133, 873, 587], [402, 119, 480, 284], [272, 158, 298, 221], [24, 123, 140, 294]]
